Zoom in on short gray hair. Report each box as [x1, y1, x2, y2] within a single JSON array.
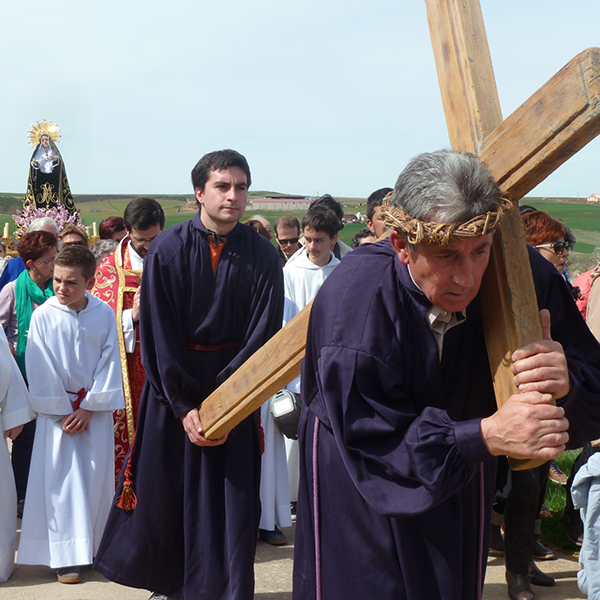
[[390, 150, 501, 223], [27, 217, 60, 235]]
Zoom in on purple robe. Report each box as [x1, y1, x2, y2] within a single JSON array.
[[94, 213, 284, 600], [293, 240, 600, 600]]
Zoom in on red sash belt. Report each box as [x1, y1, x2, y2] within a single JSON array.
[[67, 388, 87, 410], [186, 342, 239, 352]]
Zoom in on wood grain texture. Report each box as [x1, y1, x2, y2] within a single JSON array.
[[199, 301, 311, 439]]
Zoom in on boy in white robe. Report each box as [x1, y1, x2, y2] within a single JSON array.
[[0, 333, 34, 583], [17, 246, 124, 584], [278, 207, 340, 531]]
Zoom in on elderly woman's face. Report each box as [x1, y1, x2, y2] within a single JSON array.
[[535, 238, 569, 274]]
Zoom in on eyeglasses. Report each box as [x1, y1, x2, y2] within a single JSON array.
[[36, 257, 56, 266], [535, 241, 573, 256], [63, 240, 87, 247], [277, 237, 299, 246]]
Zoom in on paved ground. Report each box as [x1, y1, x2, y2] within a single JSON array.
[[0, 522, 585, 599]]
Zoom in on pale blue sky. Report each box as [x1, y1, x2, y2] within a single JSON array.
[[1, 0, 598, 198]]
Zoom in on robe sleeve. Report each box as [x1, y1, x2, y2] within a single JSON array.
[[78, 306, 125, 412], [25, 310, 72, 416], [0, 334, 33, 431], [307, 343, 491, 518]]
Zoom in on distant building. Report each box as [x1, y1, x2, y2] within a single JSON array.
[[249, 196, 312, 211], [587, 193, 600, 203]]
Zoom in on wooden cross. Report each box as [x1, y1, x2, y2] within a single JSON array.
[[199, 0, 600, 472]]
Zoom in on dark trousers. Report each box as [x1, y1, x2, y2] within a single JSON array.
[[11, 419, 35, 502], [495, 460, 550, 575]]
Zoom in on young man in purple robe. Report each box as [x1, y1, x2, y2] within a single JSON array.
[[93, 149, 284, 600], [293, 150, 600, 600]]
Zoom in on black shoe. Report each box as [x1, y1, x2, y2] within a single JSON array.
[[506, 572, 534, 600], [560, 514, 584, 546], [259, 525, 287, 546], [528, 561, 555, 587], [489, 524, 505, 555], [531, 538, 554, 560]]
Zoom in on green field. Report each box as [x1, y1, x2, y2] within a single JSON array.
[[2, 193, 600, 271]]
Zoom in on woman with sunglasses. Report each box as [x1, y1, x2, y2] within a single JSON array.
[[523, 211, 572, 275], [59, 224, 89, 248]]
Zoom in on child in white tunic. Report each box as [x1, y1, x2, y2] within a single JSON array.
[[0, 333, 34, 583], [17, 246, 124, 584]]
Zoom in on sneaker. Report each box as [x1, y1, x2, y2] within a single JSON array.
[[259, 525, 287, 546], [548, 461, 568, 485], [57, 566, 81, 584]]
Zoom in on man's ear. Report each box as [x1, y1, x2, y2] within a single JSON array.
[[330, 232, 339, 250], [389, 230, 410, 265], [366, 219, 375, 235], [86, 276, 96, 291], [194, 188, 203, 204]]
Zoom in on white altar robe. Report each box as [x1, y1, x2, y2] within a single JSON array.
[[283, 250, 339, 502], [0, 334, 33, 582], [17, 293, 124, 569]]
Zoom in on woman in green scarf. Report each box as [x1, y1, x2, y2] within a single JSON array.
[[0, 230, 58, 378], [0, 229, 58, 518]]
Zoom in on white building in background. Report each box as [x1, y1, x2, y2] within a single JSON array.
[[249, 196, 312, 212], [587, 193, 600, 203]]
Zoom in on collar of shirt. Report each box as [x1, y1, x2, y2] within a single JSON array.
[[127, 241, 145, 270]]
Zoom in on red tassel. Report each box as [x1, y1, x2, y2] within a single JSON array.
[[116, 433, 137, 511]]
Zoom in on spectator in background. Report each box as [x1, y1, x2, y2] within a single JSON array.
[[366, 187, 392, 238], [0, 218, 60, 293], [274, 215, 301, 267], [99, 216, 127, 242], [243, 218, 272, 240], [90, 239, 119, 266], [351, 227, 377, 249], [0, 240, 9, 278], [309, 194, 352, 259], [0, 230, 58, 519], [60, 224, 89, 248]]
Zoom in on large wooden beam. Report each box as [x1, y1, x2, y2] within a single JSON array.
[[200, 301, 311, 440], [481, 48, 600, 199]]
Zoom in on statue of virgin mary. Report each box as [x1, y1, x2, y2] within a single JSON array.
[[25, 120, 76, 214]]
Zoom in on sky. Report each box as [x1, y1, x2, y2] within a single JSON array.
[[1, 0, 599, 199]]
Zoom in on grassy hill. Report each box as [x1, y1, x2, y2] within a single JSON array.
[[2, 193, 600, 273]]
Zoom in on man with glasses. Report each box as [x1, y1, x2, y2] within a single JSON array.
[[274, 215, 302, 266], [92, 197, 165, 483]]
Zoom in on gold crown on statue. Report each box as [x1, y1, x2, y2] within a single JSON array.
[[27, 120, 61, 147]]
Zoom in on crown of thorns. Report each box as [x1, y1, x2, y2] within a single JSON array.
[[379, 196, 513, 246]]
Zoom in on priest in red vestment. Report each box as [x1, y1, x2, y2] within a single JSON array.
[[92, 198, 165, 482]]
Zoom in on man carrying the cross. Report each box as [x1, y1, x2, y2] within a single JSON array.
[[293, 150, 600, 600]]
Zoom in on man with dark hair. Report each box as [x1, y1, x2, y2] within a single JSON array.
[[351, 227, 377, 249], [95, 149, 284, 600], [309, 194, 352, 259], [366, 186, 392, 238], [274, 215, 301, 266], [293, 149, 600, 600], [92, 197, 165, 482]]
